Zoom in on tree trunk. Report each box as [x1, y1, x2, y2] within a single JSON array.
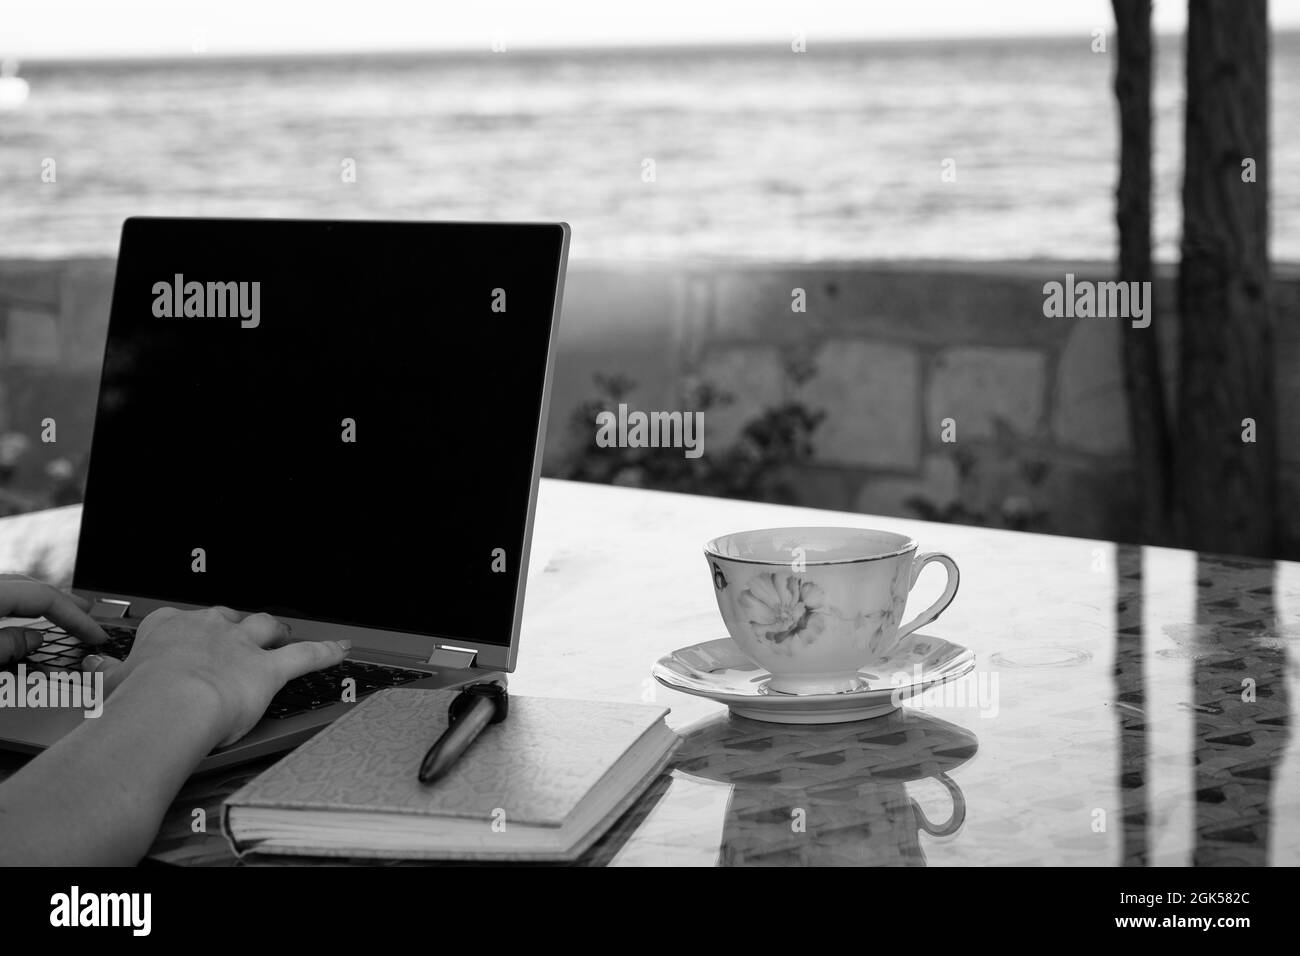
[[1112, 0, 1172, 544], [1175, 0, 1273, 557]]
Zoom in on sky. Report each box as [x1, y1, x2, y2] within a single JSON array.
[[5, 0, 1300, 60]]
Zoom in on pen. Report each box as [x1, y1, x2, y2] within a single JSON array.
[[418, 681, 509, 784]]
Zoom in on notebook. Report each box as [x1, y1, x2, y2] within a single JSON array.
[[222, 688, 679, 862]]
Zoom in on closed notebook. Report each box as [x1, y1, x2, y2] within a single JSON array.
[[222, 687, 679, 862]]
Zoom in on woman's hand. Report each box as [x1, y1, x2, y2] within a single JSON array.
[[83, 606, 350, 747], [0, 574, 108, 665], [0, 595, 352, 864]]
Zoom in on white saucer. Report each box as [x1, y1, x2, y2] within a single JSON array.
[[652, 633, 975, 723]]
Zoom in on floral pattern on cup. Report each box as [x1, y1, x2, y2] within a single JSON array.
[[738, 572, 831, 646]]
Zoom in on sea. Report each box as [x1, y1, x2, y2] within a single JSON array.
[[2, 33, 1297, 262]]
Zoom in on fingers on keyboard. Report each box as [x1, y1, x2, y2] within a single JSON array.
[[264, 661, 426, 719]]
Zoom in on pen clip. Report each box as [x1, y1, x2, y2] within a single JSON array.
[[447, 681, 509, 727]]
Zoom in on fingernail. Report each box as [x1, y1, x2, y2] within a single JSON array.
[[337, 639, 352, 652], [83, 654, 103, 671], [23, 630, 42, 651]]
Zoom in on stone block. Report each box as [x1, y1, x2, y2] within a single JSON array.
[[799, 340, 920, 469], [1052, 319, 1132, 455], [58, 262, 115, 370], [6, 307, 61, 365], [0, 261, 60, 307], [693, 346, 786, 449], [853, 454, 961, 519], [927, 347, 1046, 440]]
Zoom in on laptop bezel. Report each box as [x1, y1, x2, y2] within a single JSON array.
[[70, 216, 570, 674]]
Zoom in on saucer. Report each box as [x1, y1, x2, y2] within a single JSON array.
[[652, 633, 975, 724]]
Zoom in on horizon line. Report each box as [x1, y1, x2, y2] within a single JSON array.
[[12, 28, 1296, 67]]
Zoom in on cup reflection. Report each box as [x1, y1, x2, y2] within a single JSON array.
[[673, 708, 978, 866]]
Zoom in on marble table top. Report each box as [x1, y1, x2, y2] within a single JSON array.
[[2, 478, 1297, 866]]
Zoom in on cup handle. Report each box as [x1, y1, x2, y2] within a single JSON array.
[[910, 772, 966, 837], [895, 551, 960, 641]]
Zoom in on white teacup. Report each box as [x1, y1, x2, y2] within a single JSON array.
[[704, 527, 959, 696]]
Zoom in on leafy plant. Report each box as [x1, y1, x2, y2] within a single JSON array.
[[553, 370, 825, 505], [0, 430, 84, 518], [906, 437, 1053, 532]]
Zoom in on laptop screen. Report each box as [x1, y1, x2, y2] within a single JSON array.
[[74, 218, 567, 650]]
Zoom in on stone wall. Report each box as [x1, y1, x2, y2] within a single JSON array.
[[0, 259, 114, 513], [3, 257, 1299, 554]]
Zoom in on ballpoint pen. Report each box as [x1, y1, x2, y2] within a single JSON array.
[[418, 681, 509, 784]]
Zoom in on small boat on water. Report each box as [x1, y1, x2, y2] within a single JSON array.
[[0, 59, 31, 110]]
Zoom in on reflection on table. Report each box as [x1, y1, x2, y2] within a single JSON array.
[[1, 479, 1297, 866]]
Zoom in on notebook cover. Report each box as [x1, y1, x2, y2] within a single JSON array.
[[227, 741, 678, 863], [222, 688, 675, 859]]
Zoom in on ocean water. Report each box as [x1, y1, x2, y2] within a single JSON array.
[[2, 34, 1298, 262]]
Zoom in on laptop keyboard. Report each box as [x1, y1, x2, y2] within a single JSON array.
[[10, 622, 429, 720]]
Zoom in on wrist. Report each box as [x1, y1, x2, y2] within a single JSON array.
[[113, 662, 228, 751]]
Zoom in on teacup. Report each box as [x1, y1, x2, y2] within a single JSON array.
[[704, 527, 959, 696]]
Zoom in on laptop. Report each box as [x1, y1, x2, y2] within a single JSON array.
[[0, 216, 569, 772]]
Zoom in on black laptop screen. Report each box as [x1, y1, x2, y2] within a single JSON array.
[[74, 218, 566, 648]]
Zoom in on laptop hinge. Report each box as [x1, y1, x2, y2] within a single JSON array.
[[426, 647, 477, 669], [90, 599, 131, 619]]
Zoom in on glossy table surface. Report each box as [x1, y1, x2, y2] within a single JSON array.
[[2, 478, 1297, 866]]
